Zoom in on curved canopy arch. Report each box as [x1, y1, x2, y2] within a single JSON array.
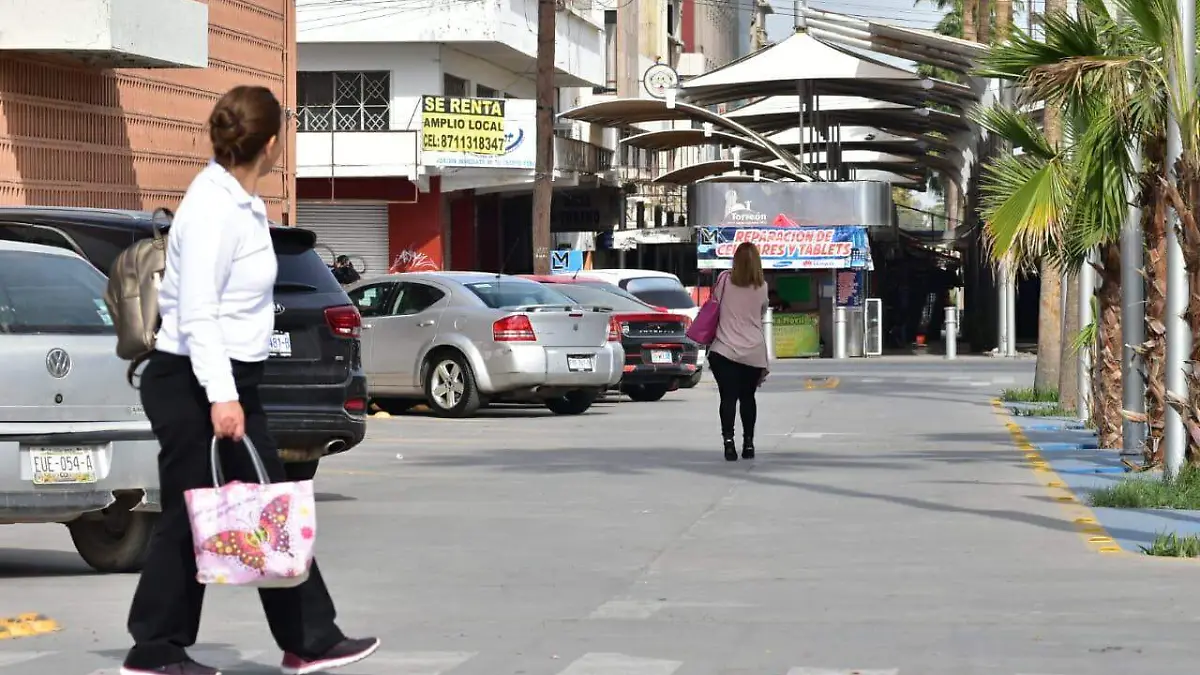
[[619, 128, 772, 154], [557, 98, 814, 180], [694, 174, 780, 184], [652, 160, 807, 185]]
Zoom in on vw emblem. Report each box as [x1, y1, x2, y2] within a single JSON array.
[[274, 302, 285, 315], [46, 348, 71, 379]]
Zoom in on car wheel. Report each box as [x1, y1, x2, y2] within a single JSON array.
[[67, 508, 157, 574], [679, 370, 703, 389], [545, 388, 600, 415], [424, 351, 481, 418], [626, 384, 670, 402]]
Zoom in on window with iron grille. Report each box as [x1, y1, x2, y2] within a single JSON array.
[[297, 71, 390, 132], [443, 73, 468, 97]]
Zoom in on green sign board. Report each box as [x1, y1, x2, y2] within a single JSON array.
[[773, 312, 820, 358]]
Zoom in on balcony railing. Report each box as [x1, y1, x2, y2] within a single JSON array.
[[555, 135, 613, 176]]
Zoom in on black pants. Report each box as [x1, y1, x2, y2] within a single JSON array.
[[707, 351, 764, 442], [125, 352, 345, 669]]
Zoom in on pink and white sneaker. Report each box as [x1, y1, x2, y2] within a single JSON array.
[[280, 637, 380, 675]]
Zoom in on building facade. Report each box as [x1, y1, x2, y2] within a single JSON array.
[[293, 0, 615, 275], [0, 0, 298, 222]]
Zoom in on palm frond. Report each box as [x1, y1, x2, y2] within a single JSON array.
[[979, 150, 1075, 263], [972, 104, 1058, 160]]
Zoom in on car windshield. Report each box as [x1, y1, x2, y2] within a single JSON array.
[[552, 284, 655, 312], [465, 279, 578, 309], [624, 277, 696, 310], [0, 250, 116, 335]]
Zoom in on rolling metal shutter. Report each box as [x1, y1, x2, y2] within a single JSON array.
[[294, 201, 390, 277]]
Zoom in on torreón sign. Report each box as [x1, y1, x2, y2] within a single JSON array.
[[421, 95, 507, 156]]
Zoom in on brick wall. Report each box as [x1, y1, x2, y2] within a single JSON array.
[[0, 0, 297, 222]]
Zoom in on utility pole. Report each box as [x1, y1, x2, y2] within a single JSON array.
[[532, 0, 556, 275]]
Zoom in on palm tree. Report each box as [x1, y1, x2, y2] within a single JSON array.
[[921, 0, 1065, 393], [975, 0, 1166, 451]]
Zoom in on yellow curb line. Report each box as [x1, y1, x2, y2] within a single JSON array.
[[803, 377, 841, 390], [0, 614, 60, 640], [992, 399, 1128, 557]]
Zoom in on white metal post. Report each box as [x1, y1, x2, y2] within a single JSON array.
[[944, 306, 958, 360], [1005, 258, 1017, 356], [833, 306, 848, 359], [1121, 141, 1146, 455], [764, 307, 776, 362], [1078, 249, 1096, 423], [1165, 0, 1194, 479], [997, 259, 1009, 355]]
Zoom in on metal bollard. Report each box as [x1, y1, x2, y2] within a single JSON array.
[[764, 306, 775, 362], [833, 306, 848, 359], [944, 306, 958, 360]]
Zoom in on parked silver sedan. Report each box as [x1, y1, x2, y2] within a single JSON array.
[[347, 272, 624, 417], [0, 240, 160, 573]]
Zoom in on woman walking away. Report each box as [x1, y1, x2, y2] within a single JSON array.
[[121, 86, 378, 675], [708, 242, 769, 462]]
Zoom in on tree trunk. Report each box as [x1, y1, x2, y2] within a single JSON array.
[[1094, 243, 1123, 449], [1035, 262, 1063, 391], [1059, 272, 1081, 411], [962, 0, 978, 42], [1160, 159, 1200, 464], [977, 0, 992, 43], [1139, 138, 1167, 466], [1035, 0, 1067, 394], [995, 0, 1012, 42]]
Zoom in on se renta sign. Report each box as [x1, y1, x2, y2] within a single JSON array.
[[696, 226, 874, 271], [420, 95, 535, 170]]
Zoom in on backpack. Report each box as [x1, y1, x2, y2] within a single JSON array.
[[103, 207, 173, 385]]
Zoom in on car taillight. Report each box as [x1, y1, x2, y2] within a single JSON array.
[[680, 316, 692, 330], [608, 316, 621, 341], [324, 304, 362, 338], [344, 397, 366, 413], [493, 314, 537, 341]]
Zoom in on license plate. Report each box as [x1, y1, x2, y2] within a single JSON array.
[[270, 331, 293, 357], [29, 447, 99, 485], [567, 355, 594, 372], [650, 349, 673, 364]]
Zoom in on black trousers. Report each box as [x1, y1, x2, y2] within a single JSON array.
[[125, 352, 345, 669], [707, 351, 764, 442]]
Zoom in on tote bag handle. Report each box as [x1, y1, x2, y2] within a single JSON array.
[[209, 436, 270, 487]]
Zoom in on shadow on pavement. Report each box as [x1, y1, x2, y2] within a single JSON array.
[[399, 445, 1084, 539], [0, 548, 95, 578]]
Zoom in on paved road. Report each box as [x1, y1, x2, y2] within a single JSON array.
[[1, 356, 1197, 675]]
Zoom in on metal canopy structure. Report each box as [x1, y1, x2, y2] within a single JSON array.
[[653, 160, 808, 184], [797, 7, 987, 77], [556, 7, 988, 194], [619, 128, 771, 154], [557, 98, 815, 179], [679, 31, 975, 111]]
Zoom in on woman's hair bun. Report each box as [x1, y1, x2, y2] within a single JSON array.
[[208, 86, 283, 169]]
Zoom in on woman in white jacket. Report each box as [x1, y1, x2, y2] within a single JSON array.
[[120, 86, 378, 675]]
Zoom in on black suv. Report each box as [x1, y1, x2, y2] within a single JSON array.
[[0, 207, 368, 480]]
